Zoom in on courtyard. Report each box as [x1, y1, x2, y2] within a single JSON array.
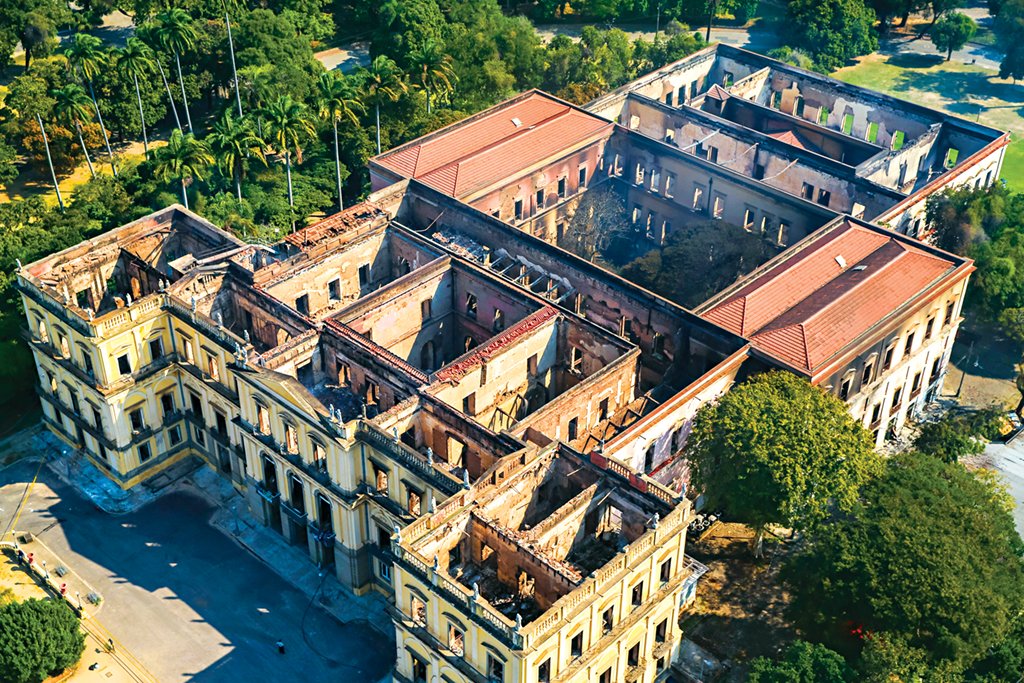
[[0, 458, 395, 683]]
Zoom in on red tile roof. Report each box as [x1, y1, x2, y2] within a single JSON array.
[[766, 129, 821, 153], [701, 221, 956, 374], [372, 92, 613, 198]]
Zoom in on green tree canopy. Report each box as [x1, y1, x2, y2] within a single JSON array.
[[748, 640, 854, 683], [684, 371, 881, 554], [786, 0, 879, 71], [913, 407, 1003, 462], [0, 599, 85, 683], [931, 11, 977, 60], [787, 454, 1024, 673]]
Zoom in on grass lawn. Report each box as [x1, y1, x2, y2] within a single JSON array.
[[833, 52, 1024, 189]]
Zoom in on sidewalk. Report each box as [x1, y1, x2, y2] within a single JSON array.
[[0, 547, 154, 683], [184, 467, 394, 636]]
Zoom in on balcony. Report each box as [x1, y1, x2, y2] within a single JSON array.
[[625, 659, 647, 683], [280, 499, 307, 523], [309, 519, 336, 547]]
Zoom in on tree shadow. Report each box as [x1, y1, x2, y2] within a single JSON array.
[[892, 66, 1024, 104], [888, 52, 945, 69]]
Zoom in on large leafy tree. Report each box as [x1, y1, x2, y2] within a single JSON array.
[[0, 0, 70, 70], [787, 454, 1024, 673], [315, 71, 363, 212], [787, 0, 878, 71], [64, 34, 117, 176], [262, 94, 316, 208], [684, 370, 880, 555], [207, 111, 266, 201], [152, 129, 212, 210], [931, 11, 977, 60], [0, 599, 85, 683], [748, 641, 853, 683]]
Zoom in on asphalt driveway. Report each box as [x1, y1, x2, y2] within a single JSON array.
[[0, 459, 394, 682]]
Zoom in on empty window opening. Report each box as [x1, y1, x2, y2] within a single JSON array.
[[538, 659, 551, 682], [599, 398, 609, 421], [514, 198, 524, 220], [448, 624, 464, 656], [841, 113, 854, 134], [692, 185, 704, 210], [631, 581, 644, 607], [295, 294, 310, 315], [817, 189, 831, 207], [801, 182, 815, 200], [569, 346, 583, 373], [408, 488, 422, 516], [567, 417, 579, 441], [257, 403, 271, 434], [743, 209, 755, 231], [839, 375, 853, 401], [358, 264, 371, 286], [866, 121, 879, 143], [465, 293, 478, 319], [944, 148, 960, 168], [579, 165, 587, 188], [487, 655, 504, 681], [535, 188, 544, 209], [628, 642, 641, 667], [421, 299, 432, 320], [493, 308, 505, 332], [712, 195, 725, 218], [374, 463, 389, 493], [656, 618, 668, 642], [557, 177, 566, 198], [149, 338, 163, 361], [660, 559, 672, 584], [570, 632, 583, 658], [129, 407, 145, 432], [883, 344, 895, 371], [818, 106, 830, 125], [891, 130, 906, 151], [328, 278, 341, 301], [117, 354, 131, 376], [602, 606, 614, 633]]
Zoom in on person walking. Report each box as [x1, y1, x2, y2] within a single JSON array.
[[275, 640, 285, 655]]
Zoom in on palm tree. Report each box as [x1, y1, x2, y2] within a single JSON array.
[[262, 95, 316, 209], [35, 114, 64, 210], [64, 34, 117, 177], [408, 40, 456, 114], [316, 71, 364, 212], [358, 55, 407, 155], [154, 8, 198, 132], [238, 65, 274, 137], [137, 24, 182, 132], [207, 111, 266, 200], [116, 39, 156, 158], [152, 129, 212, 210], [51, 84, 96, 178], [223, 0, 243, 118]]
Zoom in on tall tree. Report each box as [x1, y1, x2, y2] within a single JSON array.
[[152, 129, 212, 210], [35, 114, 64, 210], [407, 38, 456, 114], [0, 0, 70, 70], [154, 8, 198, 132], [787, 0, 879, 71], [683, 370, 881, 556], [237, 65, 275, 138], [64, 33, 117, 177], [787, 454, 1024, 673], [207, 111, 266, 200], [315, 71, 364, 212], [115, 38, 156, 158], [931, 11, 977, 60], [51, 84, 96, 178], [137, 24, 182, 132], [995, 0, 1024, 80], [262, 94, 316, 209], [358, 55, 408, 155]]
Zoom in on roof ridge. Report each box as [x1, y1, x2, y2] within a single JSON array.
[[437, 107, 577, 175], [800, 240, 908, 326]]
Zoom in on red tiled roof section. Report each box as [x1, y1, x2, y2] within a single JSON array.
[[374, 92, 613, 198], [701, 222, 955, 372], [767, 129, 822, 155]]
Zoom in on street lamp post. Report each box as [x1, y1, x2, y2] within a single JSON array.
[[41, 560, 48, 580], [75, 591, 82, 610]]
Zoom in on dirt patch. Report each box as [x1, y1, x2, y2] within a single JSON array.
[[683, 523, 797, 674]]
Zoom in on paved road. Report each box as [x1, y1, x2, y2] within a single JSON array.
[[0, 459, 393, 683], [983, 439, 1024, 538]]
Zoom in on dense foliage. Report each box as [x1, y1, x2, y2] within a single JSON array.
[[748, 640, 854, 683], [913, 407, 1004, 462], [683, 371, 881, 554], [926, 184, 1024, 337], [786, 0, 879, 71], [0, 599, 85, 683], [786, 454, 1024, 675]]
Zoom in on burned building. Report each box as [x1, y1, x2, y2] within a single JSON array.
[[18, 43, 986, 683]]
